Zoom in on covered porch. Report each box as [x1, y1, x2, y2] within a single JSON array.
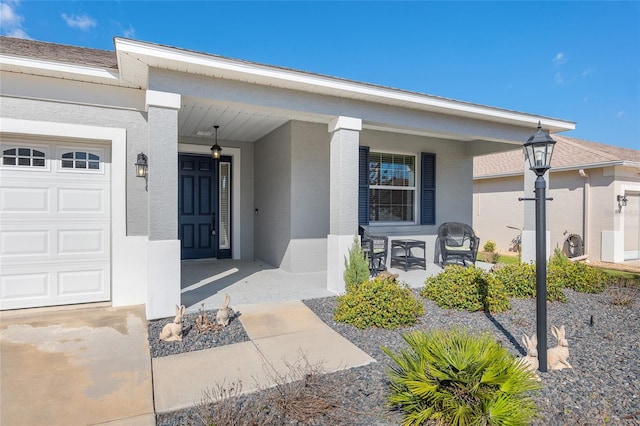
[[180, 258, 473, 313]]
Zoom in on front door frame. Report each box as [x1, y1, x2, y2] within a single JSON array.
[[178, 143, 241, 259]]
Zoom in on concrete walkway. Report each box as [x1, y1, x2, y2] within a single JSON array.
[[152, 300, 375, 413]]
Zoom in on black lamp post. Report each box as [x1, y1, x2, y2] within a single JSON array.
[[523, 121, 556, 372]]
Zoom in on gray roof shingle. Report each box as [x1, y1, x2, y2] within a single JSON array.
[[474, 135, 640, 178], [0, 36, 117, 69]]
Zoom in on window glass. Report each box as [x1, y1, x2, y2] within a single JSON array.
[[2, 147, 47, 168], [60, 151, 101, 170], [368, 152, 415, 222]]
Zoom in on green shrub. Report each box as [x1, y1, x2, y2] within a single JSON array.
[[343, 235, 370, 291], [483, 240, 497, 253], [548, 251, 606, 293], [383, 328, 541, 426], [422, 265, 511, 313], [334, 277, 424, 329], [492, 263, 567, 302]]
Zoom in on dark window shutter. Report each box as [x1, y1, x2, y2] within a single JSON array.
[[358, 146, 370, 225], [421, 152, 436, 225]]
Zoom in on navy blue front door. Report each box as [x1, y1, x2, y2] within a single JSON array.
[[178, 155, 217, 259]]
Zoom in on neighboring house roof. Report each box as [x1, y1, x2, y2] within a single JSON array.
[[0, 36, 117, 69], [474, 135, 640, 178]]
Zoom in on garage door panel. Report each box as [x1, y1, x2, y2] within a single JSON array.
[[58, 269, 105, 296], [58, 188, 105, 213], [0, 230, 49, 256], [58, 229, 105, 255], [0, 273, 50, 301], [0, 187, 49, 212]]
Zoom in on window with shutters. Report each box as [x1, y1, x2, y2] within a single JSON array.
[[359, 148, 435, 225], [368, 152, 416, 223]]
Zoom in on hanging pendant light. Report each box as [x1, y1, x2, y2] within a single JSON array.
[[210, 125, 222, 160]]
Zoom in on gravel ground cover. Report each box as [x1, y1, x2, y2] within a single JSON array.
[[157, 286, 640, 425], [148, 309, 249, 358]]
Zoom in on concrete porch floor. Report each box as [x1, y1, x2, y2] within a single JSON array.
[[180, 258, 454, 314]]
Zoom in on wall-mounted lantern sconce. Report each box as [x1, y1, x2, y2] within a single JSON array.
[[135, 152, 148, 178], [210, 125, 222, 160], [617, 194, 628, 208]]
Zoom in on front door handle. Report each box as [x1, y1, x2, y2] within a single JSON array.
[[211, 213, 216, 236]]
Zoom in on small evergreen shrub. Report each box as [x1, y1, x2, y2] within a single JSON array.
[[483, 240, 497, 253], [383, 328, 541, 426], [492, 262, 567, 302], [548, 250, 606, 293], [343, 235, 370, 291], [334, 277, 424, 329], [422, 265, 511, 313]]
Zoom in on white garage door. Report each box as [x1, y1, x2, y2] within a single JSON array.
[[0, 140, 111, 310]]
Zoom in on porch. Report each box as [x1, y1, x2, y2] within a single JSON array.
[[180, 259, 451, 313]]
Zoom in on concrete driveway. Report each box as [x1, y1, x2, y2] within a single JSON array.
[[0, 305, 154, 426]]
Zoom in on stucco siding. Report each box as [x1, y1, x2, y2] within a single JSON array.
[[0, 91, 149, 236], [473, 176, 523, 253], [254, 122, 292, 267]]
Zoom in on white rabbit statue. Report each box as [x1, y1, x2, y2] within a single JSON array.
[[518, 334, 541, 381], [159, 304, 186, 342], [547, 325, 572, 370]]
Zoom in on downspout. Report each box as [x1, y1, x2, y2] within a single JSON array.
[[571, 169, 590, 262]]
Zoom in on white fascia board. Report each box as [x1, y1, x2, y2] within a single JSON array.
[[0, 54, 121, 82], [114, 38, 575, 132]]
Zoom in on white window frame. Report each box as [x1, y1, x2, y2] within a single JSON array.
[[368, 150, 418, 225], [56, 146, 105, 174], [0, 142, 50, 171]]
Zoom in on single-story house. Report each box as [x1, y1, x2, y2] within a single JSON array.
[[0, 36, 575, 319], [473, 136, 640, 263]]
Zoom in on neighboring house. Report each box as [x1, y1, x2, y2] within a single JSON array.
[[0, 37, 575, 319], [473, 136, 640, 263]]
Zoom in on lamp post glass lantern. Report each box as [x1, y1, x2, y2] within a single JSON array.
[[524, 121, 556, 372]]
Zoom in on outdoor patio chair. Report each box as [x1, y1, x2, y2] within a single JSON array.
[[359, 226, 388, 276], [436, 222, 480, 267]]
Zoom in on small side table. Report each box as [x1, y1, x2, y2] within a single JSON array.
[[390, 239, 426, 271]]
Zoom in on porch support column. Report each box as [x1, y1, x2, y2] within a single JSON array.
[[145, 90, 181, 320], [327, 116, 362, 294], [521, 162, 550, 263]]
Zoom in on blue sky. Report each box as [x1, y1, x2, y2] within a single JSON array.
[[1, 1, 638, 150]]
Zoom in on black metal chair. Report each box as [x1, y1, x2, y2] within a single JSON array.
[[359, 226, 388, 276], [436, 222, 480, 267]]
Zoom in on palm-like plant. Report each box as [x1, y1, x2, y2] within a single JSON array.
[[383, 328, 541, 426]]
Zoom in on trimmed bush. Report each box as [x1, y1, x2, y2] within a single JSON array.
[[548, 252, 606, 293], [343, 235, 370, 291], [483, 240, 497, 253], [492, 262, 567, 302], [422, 265, 511, 313], [383, 328, 541, 426], [334, 277, 424, 329]]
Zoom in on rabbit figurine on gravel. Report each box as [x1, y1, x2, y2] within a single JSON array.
[[547, 325, 572, 370], [518, 334, 541, 381], [159, 304, 185, 342], [216, 294, 232, 327]]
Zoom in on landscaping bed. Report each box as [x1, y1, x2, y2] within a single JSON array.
[[156, 285, 639, 425]]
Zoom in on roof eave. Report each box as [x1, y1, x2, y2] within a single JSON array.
[[114, 38, 576, 132]]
